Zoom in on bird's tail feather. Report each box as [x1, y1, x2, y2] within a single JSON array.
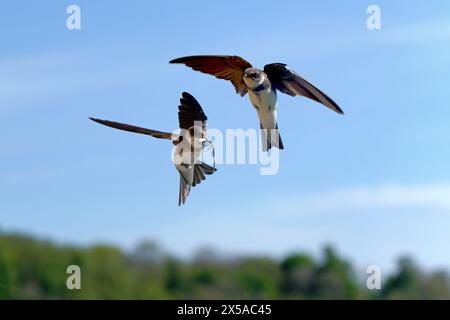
[[178, 171, 191, 206], [178, 164, 192, 206], [192, 162, 217, 187], [178, 162, 217, 205], [260, 123, 284, 152]]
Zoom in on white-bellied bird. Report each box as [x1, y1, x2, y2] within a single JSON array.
[[170, 55, 343, 151], [90, 92, 216, 206]]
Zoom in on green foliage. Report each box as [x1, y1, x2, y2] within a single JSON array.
[[0, 231, 449, 299], [379, 257, 450, 300]]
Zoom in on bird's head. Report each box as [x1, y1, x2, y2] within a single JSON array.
[[186, 125, 208, 149], [243, 68, 265, 88]]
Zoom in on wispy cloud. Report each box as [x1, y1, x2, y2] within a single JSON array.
[[377, 19, 450, 46], [0, 48, 164, 107], [247, 19, 450, 60], [270, 184, 450, 217]]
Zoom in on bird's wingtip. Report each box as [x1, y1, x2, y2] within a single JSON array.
[[89, 117, 102, 123], [169, 57, 183, 64], [181, 91, 193, 99], [331, 104, 345, 115]]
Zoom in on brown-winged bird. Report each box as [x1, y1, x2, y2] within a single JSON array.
[[90, 92, 216, 206], [170, 55, 343, 151]]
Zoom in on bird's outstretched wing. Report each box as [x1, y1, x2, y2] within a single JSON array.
[[264, 63, 344, 114], [89, 118, 178, 140], [178, 92, 208, 130], [170, 55, 253, 96]]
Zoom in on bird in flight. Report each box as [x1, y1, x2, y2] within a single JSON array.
[[90, 92, 216, 206], [170, 55, 344, 151]]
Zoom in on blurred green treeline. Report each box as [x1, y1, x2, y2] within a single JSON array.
[[0, 231, 449, 299]]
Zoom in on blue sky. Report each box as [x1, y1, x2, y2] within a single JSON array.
[[1, 1, 450, 273]]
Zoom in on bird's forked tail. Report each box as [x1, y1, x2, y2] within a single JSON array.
[[178, 161, 217, 206], [260, 123, 284, 152]]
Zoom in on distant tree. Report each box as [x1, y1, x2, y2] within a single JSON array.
[[130, 240, 166, 265], [0, 249, 16, 299], [81, 245, 134, 299], [164, 258, 190, 297], [309, 246, 359, 299], [235, 258, 280, 299], [0, 232, 449, 300], [381, 257, 450, 299], [280, 253, 316, 298]]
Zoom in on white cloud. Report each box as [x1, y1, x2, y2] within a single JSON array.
[[378, 20, 450, 45], [270, 184, 450, 217], [249, 19, 450, 60], [0, 48, 164, 107]]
